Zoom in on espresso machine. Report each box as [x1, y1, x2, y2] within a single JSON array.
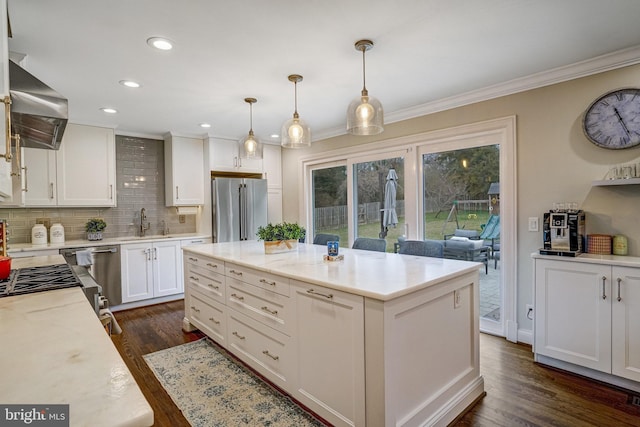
[[542, 208, 585, 256]]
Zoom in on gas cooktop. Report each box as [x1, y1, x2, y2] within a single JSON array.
[[0, 263, 83, 298]]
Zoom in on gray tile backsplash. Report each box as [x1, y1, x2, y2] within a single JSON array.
[[2, 136, 197, 245]]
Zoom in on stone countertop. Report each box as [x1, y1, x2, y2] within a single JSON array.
[[8, 233, 212, 254], [531, 251, 640, 267], [0, 255, 154, 427], [183, 240, 481, 301]]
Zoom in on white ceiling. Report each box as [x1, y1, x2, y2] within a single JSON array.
[[7, 0, 640, 143]]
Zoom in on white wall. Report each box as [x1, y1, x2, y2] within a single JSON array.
[[280, 63, 640, 337]]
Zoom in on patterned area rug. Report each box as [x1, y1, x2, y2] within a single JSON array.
[[143, 338, 324, 427]]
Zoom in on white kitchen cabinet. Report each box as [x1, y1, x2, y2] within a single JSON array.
[[534, 257, 640, 383], [267, 189, 283, 224], [208, 137, 263, 173], [121, 240, 182, 303], [262, 144, 282, 188], [291, 280, 366, 427], [0, 4, 11, 201], [21, 124, 115, 207], [24, 147, 57, 206], [56, 124, 116, 206], [164, 134, 204, 206]]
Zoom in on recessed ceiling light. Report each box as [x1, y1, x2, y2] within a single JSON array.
[[271, 134, 279, 138], [100, 107, 118, 114], [199, 123, 211, 128], [119, 80, 141, 88], [146, 37, 173, 51]]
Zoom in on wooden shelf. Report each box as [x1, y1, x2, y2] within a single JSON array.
[[592, 178, 640, 186]]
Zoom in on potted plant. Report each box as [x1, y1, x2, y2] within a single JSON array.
[[257, 222, 306, 254], [85, 218, 107, 241]]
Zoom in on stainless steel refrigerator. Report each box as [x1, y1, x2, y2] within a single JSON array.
[[211, 177, 268, 242]]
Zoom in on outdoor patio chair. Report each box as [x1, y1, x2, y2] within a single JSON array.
[[444, 229, 480, 240], [398, 240, 444, 258], [313, 233, 340, 246], [352, 237, 387, 252], [443, 238, 489, 274]]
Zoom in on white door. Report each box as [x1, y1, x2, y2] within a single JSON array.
[[121, 243, 153, 302], [612, 266, 640, 382], [535, 259, 611, 373], [24, 148, 57, 206], [153, 240, 182, 296]]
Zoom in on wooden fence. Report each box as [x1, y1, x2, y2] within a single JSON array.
[[314, 201, 406, 229]]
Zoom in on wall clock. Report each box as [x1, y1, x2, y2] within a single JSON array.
[[582, 88, 640, 149]]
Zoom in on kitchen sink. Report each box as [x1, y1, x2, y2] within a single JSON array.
[[116, 235, 173, 241]]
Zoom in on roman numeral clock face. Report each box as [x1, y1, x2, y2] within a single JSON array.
[[583, 88, 640, 149]]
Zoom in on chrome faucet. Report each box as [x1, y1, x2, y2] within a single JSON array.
[[139, 208, 150, 237]]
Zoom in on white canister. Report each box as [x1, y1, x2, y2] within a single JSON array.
[[31, 224, 47, 245], [50, 223, 65, 244]]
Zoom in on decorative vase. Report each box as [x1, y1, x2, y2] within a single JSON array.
[[87, 232, 103, 241], [264, 239, 298, 254]]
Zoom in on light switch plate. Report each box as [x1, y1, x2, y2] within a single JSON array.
[[528, 217, 539, 232]]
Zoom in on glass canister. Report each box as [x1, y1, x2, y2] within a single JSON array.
[[612, 235, 628, 256], [50, 223, 65, 244]]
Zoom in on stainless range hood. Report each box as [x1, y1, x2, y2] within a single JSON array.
[[8, 60, 68, 150]]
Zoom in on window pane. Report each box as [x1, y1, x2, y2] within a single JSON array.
[[353, 157, 404, 252], [312, 166, 348, 246]]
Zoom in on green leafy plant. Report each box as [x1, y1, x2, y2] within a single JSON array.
[[256, 222, 305, 241], [85, 218, 107, 233]]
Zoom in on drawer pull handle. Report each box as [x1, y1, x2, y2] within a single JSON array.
[[617, 277, 622, 302], [207, 263, 218, 268], [307, 289, 334, 299], [208, 283, 220, 290], [188, 257, 198, 262], [231, 293, 245, 301], [190, 305, 200, 313], [260, 278, 277, 286], [261, 306, 278, 316], [232, 331, 245, 340], [209, 317, 220, 325], [229, 269, 243, 276], [602, 276, 607, 300], [262, 350, 279, 361], [189, 276, 199, 281]]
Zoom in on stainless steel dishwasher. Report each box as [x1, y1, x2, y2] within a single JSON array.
[[60, 245, 122, 306]]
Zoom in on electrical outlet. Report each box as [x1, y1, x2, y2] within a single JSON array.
[[454, 289, 461, 309], [526, 304, 534, 320], [179, 215, 186, 224], [528, 217, 539, 232]]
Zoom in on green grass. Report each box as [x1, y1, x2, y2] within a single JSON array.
[[316, 209, 492, 252]]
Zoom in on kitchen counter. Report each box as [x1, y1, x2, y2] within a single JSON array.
[[7, 233, 211, 255], [184, 240, 481, 301], [183, 241, 485, 426], [0, 255, 153, 427], [532, 251, 640, 267]]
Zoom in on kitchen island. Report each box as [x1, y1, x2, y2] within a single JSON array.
[[0, 255, 153, 427], [182, 241, 485, 427]]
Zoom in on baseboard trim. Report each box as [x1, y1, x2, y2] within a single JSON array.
[[517, 328, 533, 345]]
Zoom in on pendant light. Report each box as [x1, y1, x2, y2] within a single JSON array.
[[239, 97, 262, 159], [281, 74, 311, 148], [346, 39, 384, 135]]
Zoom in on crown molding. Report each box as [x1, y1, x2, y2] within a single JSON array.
[[312, 45, 640, 142]]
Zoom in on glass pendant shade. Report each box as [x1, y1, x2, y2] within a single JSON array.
[[281, 114, 311, 148], [346, 92, 384, 135], [347, 39, 384, 136], [239, 98, 262, 159], [281, 74, 311, 148]]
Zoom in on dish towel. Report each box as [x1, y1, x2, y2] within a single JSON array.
[[75, 249, 93, 266]]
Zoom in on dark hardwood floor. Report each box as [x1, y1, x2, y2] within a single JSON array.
[[112, 300, 640, 427]]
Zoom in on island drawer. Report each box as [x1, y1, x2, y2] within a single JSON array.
[[226, 277, 293, 336], [227, 308, 294, 390], [185, 254, 224, 272], [187, 288, 227, 347], [225, 263, 290, 296], [186, 264, 226, 304]]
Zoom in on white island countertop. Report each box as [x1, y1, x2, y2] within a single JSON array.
[[184, 240, 481, 301], [0, 256, 153, 427]]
